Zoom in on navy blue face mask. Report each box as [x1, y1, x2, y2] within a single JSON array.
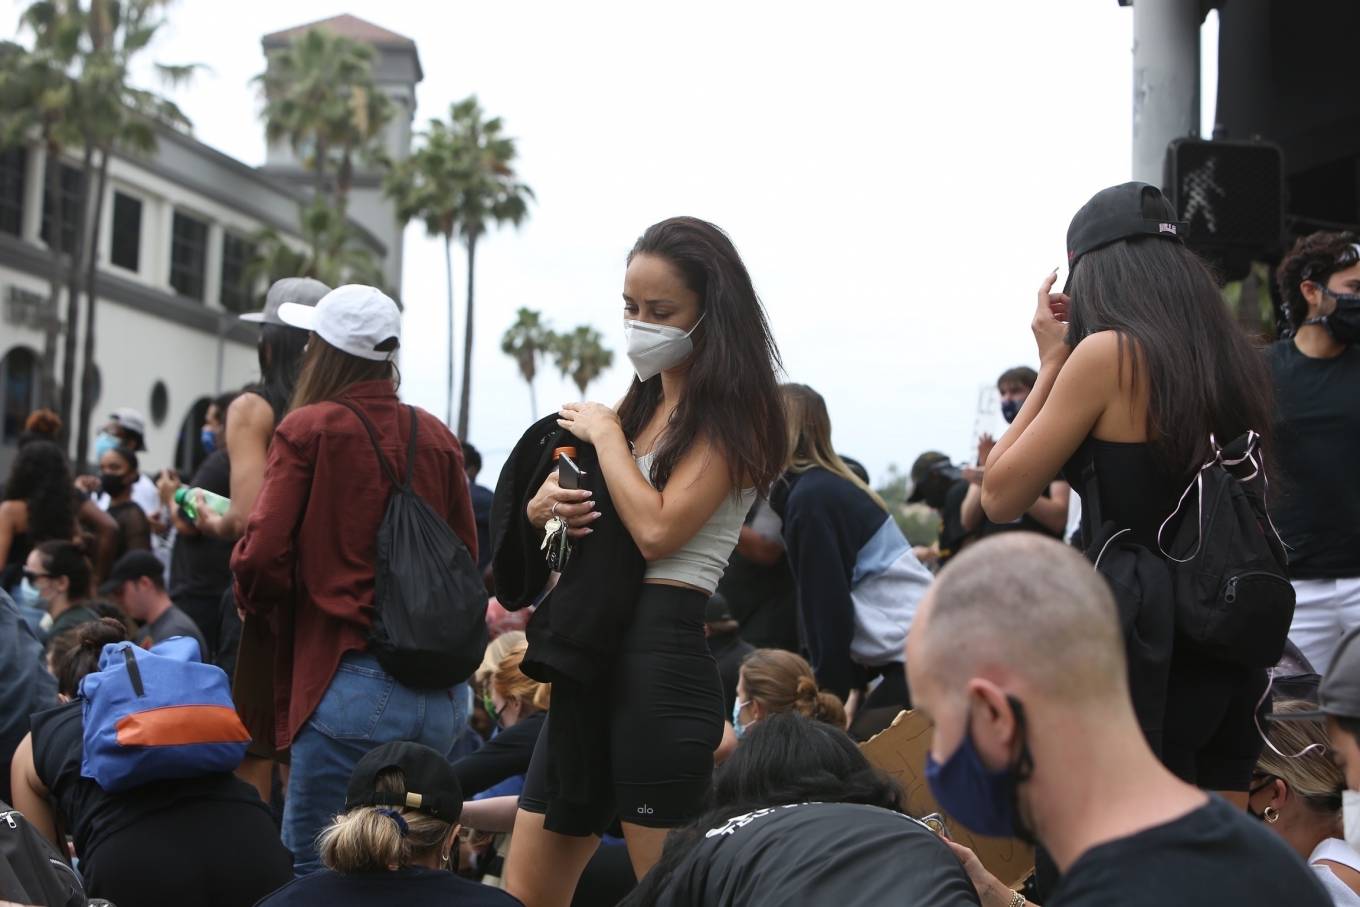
[[925, 695, 1035, 841], [200, 427, 217, 455], [1000, 399, 1022, 424]]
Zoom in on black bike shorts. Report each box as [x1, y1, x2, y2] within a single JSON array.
[[519, 584, 724, 833]]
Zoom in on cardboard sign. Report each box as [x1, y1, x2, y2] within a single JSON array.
[[860, 709, 1034, 890]]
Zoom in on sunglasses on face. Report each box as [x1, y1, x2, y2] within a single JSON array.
[[22, 570, 50, 583]]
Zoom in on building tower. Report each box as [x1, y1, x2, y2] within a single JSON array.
[[259, 14, 423, 293]]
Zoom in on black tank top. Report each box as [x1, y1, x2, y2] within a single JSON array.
[[1063, 438, 1184, 551]]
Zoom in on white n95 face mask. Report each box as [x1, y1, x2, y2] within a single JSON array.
[[1345, 791, 1360, 851], [624, 315, 705, 382]]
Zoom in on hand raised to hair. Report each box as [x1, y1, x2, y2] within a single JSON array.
[[1032, 271, 1073, 368]]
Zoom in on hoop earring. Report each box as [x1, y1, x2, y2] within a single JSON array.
[[1263, 806, 1280, 824]]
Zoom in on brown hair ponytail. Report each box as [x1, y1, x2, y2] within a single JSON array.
[[741, 649, 847, 730]]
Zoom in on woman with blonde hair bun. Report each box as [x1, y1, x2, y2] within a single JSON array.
[[733, 649, 847, 737], [1254, 700, 1360, 905], [258, 741, 519, 906]]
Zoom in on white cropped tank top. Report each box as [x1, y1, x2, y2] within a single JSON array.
[[635, 450, 756, 595]]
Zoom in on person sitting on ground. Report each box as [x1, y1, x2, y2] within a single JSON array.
[[79, 408, 160, 517], [705, 593, 754, 718], [1278, 628, 1360, 852], [732, 648, 846, 739], [2, 441, 116, 596], [620, 711, 980, 907], [256, 741, 522, 907], [458, 641, 550, 801], [102, 549, 207, 658], [96, 445, 152, 560], [9, 617, 291, 905], [1253, 700, 1360, 905], [773, 384, 931, 721], [908, 533, 1329, 907], [0, 588, 56, 804], [457, 642, 551, 888], [24, 541, 99, 643]]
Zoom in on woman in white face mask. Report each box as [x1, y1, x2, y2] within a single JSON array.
[[508, 217, 788, 904], [1253, 700, 1360, 905]]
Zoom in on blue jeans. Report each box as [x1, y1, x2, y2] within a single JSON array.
[[282, 651, 470, 875]]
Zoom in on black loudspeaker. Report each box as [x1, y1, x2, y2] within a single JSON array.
[[1163, 138, 1285, 282]]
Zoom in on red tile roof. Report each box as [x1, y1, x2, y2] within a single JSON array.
[[263, 14, 415, 48]]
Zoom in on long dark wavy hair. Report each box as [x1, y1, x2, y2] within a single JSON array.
[[619, 713, 903, 906], [1066, 236, 1274, 477], [618, 217, 787, 493], [250, 323, 311, 425], [3, 440, 76, 544]]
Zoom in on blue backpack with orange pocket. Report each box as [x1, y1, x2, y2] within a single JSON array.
[[79, 636, 251, 793]]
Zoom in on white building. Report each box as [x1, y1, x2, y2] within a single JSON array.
[[0, 14, 421, 476]]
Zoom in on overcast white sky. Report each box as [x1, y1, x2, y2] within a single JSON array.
[[5, 0, 1220, 485]]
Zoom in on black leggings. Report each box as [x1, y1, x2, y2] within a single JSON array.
[[521, 584, 723, 830]]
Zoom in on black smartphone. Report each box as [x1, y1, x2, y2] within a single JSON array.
[[558, 453, 584, 490]]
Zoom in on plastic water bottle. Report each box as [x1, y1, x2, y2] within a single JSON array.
[[174, 486, 230, 521]]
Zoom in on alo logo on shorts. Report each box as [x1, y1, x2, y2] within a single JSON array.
[[637, 805, 654, 816]]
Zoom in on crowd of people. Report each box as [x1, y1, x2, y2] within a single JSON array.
[[0, 190, 1358, 906]]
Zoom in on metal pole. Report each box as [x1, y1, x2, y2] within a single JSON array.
[[1131, 0, 1201, 185]]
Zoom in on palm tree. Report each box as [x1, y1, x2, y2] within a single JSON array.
[[500, 308, 553, 420], [247, 198, 385, 294], [0, 24, 80, 412], [256, 28, 391, 217], [444, 95, 534, 440], [551, 325, 614, 398], [385, 119, 469, 426], [69, 0, 195, 471]]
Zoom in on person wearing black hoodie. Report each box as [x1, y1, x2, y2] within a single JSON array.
[[493, 217, 787, 907]]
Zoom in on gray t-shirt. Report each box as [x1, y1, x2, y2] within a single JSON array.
[[141, 604, 208, 661]]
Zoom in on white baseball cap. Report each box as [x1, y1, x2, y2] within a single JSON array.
[[277, 284, 401, 361]]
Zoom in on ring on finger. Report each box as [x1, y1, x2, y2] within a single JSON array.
[[551, 503, 561, 519]]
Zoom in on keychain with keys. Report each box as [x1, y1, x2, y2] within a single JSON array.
[[542, 506, 573, 572]]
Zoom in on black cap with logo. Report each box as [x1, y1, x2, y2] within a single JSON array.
[[1065, 182, 1188, 288], [345, 741, 463, 822]]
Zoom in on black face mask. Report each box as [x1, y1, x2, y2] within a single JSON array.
[[1307, 289, 1360, 344], [100, 472, 126, 496], [1247, 775, 1275, 822]]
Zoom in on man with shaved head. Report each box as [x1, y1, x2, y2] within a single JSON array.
[[907, 534, 1327, 907]]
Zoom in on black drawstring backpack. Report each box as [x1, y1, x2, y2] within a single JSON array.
[[1155, 431, 1295, 668], [339, 402, 488, 689]]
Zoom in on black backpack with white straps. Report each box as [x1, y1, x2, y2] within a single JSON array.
[[339, 402, 488, 690], [1155, 431, 1295, 667]]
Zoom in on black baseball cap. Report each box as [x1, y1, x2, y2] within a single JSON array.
[[1274, 626, 1360, 722], [1066, 182, 1187, 286], [345, 741, 463, 822], [907, 451, 950, 503], [99, 550, 163, 595]]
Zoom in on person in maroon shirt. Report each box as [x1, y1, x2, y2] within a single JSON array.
[[233, 284, 479, 875]]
